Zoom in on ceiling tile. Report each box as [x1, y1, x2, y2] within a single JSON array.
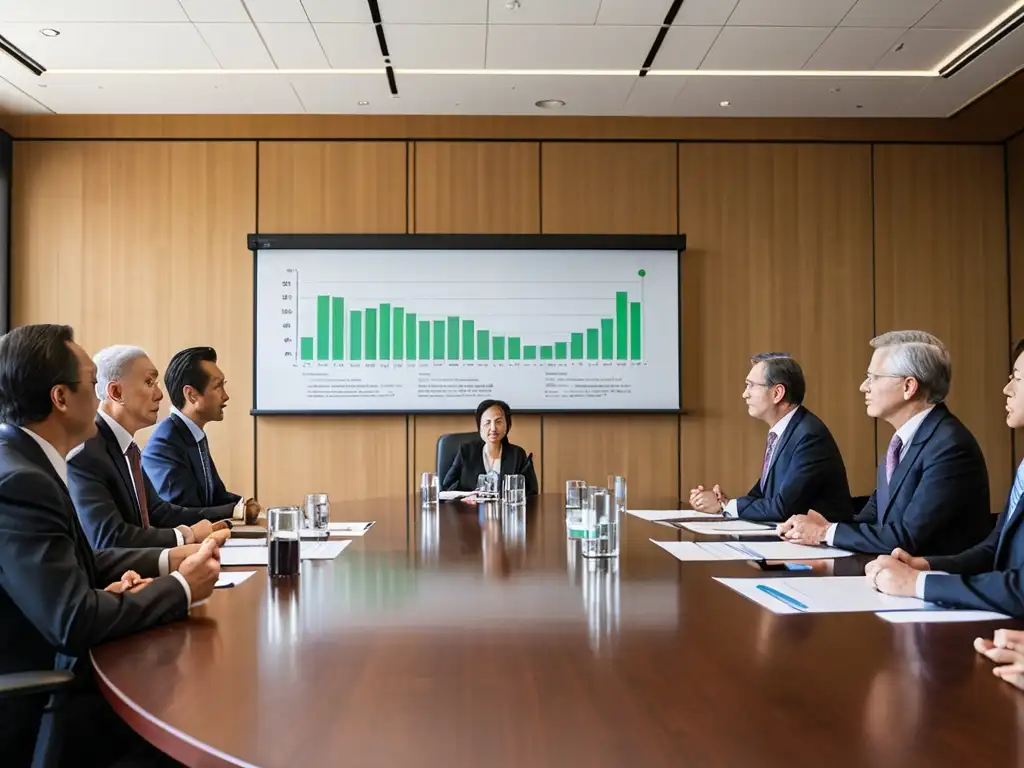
[[195, 23, 275, 69], [0, 0, 186, 22], [2, 22, 221, 69], [674, 0, 741, 25], [289, 73, 400, 112], [313, 23, 386, 68], [916, 0, 1014, 30], [179, 0, 249, 23], [874, 27, 973, 70], [0, 76, 52, 113], [701, 26, 831, 70], [804, 27, 905, 70], [486, 25, 658, 69], [650, 26, 722, 70], [376, 0, 487, 23], [300, 0, 370, 23], [620, 75, 687, 114], [840, 0, 940, 28], [258, 23, 331, 68], [487, 0, 602, 25], [596, 0, 675, 26], [728, 0, 858, 27], [385, 24, 486, 68], [242, 0, 310, 23]]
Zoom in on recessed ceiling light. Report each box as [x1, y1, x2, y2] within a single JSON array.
[[535, 98, 565, 109], [505, 0, 521, 10], [719, 100, 730, 107], [358, 100, 369, 106], [39, 28, 60, 37]]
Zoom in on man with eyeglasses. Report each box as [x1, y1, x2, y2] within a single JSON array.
[[689, 353, 854, 523], [780, 330, 992, 556]]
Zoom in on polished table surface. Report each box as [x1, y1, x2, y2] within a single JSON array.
[[93, 495, 1024, 767]]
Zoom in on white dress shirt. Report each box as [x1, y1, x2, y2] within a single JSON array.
[[724, 406, 801, 517], [21, 425, 190, 603], [826, 406, 935, 547]]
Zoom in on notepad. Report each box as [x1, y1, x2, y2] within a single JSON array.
[[440, 490, 473, 500], [677, 520, 777, 536], [215, 571, 256, 588], [327, 521, 375, 536], [628, 509, 724, 523], [715, 576, 935, 614], [652, 539, 853, 562], [875, 610, 1011, 624], [219, 539, 352, 566]]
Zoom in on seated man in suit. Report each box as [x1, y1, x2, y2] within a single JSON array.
[[688, 353, 853, 523], [142, 346, 259, 521], [68, 345, 238, 550], [866, 338, 1024, 618], [780, 330, 991, 556], [0, 324, 221, 765]]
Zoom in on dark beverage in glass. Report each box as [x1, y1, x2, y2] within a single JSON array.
[[269, 537, 300, 577]]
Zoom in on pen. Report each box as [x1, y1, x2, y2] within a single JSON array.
[[729, 542, 764, 560], [214, 582, 235, 589], [756, 584, 808, 611]]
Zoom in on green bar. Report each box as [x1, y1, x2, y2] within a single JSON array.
[[300, 337, 314, 361], [433, 320, 445, 360], [555, 342, 568, 360], [379, 303, 391, 360], [616, 292, 628, 360], [601, 318, 613, 360], [317, 296, 330, 360], [630, 302, 641, 360], [365, 308, 377, 360], [540, 346, 554, 360], [477, 330, 490, 360], [509, 338, 521, 360], [462, 320, 475, 360], [394, 307, 404, 361], [406, 313, 416, 360], [587, 328, 599, 360], [418, 320, 430, 359], [331, 298, 344, 360], [524, 346, 537, 360], [447, 317, 459, 361], [493, 336, 505, 360], [350, 312, 362, 361], [571, 333, 583, 360]]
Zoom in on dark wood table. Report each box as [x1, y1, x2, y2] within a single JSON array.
[[93, 495, 1024, 767]]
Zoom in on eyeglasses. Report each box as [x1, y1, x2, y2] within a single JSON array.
[[744, 380, 772, 389], [863, 372, 905, 384]]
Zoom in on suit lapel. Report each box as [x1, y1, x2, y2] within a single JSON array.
[[875, 459, 890, 518], [879, 407, 944, 525], [172, 415, 210, 505], [995, 493, 1024, 565], [763, 408, 805, 492], [97, 417, 142, 525]]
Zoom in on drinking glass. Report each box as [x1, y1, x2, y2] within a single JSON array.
[[267, 506, 301, 578], [607, 475, 627, 516], [565, 480, 587, 538], [303, 493, 330, 539], [580, 487, 620, 558], [503, 474, 526, 506], [421, 472, 439, 505], [476, 472, 499, 498]]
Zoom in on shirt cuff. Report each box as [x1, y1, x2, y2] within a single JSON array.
[[724, 499, 738, 518], [916, 572, 932, 600], [173, 528, 184, 546], [158, 548, 170, 576], [169, 571, 192, 606], [825, 523, 838, 546], [233, 497, 245, 520]]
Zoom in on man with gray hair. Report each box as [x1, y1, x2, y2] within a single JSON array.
[[780, 331, 992, 556], [689, 353, 853, 523], [68, 345, 237, 551]]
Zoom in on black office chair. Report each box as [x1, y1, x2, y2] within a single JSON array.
[[0, 670, 75, 768], [436, 432, 480, 483]]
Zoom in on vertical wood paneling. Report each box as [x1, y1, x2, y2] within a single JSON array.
[[1008, 135, 1024, 467], [677, 144, 876, 499], [874, 144, 1010, 505]]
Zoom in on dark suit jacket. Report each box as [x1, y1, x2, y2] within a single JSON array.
[[922, 489, 1024, 617], [442, 440, 539, 496], [0, 424, 188, 762], [142, 413, 241, 508], [68, 416, 234, 549], [734, 407, 854, 523], [832, 404, 992, 556]]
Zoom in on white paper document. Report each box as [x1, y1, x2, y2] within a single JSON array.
[[652, 539, 853, 562], [678, 520, 777, 536], [628, 509, 724, 523], [440, 490, 473, 500], [327, 521, 375, 536], [221, 538, 264, 548], [715, 576, 935, 614], [875, 610, 1011, 624], [215, 571, 256, 588], [219, 539, 352, 566]]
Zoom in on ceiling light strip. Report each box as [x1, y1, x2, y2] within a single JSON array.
[[0, 32, 46, 76], [638, 0, 687, 77], [936, 0, 1024, 77], [41, 68, 938, 78]]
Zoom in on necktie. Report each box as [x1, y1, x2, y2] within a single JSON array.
[[1008, 460, 1024, 522], [125, 443, 150, 528], [885, 434, 904, 484], [760, 432, 778, 491], [197, 437, 214, 507]]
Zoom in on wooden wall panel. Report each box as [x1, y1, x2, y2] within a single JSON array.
[[413, 142, 540, 233], [677, 144, 876, 500], [11, 141, 256, 496], [257, 141, 407, 233], [1009, 135, 1024, 467], [540, 143, 677, 234], [874, 144, 1011, 505]]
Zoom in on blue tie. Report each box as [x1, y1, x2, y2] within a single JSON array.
[[1008, 460, 1024, 522], [197, 437, 214, 507]]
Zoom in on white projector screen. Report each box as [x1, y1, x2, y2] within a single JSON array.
[[252, 235, 682, 414]]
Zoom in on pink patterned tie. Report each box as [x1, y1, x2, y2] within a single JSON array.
[[885, 434, 903, 484], [760, 432, 778, 491]]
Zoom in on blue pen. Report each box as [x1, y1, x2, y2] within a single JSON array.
[[756, 584, 809, 611]]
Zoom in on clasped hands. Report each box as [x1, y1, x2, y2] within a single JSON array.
[[175, 519, 232, 545], [975, 629, 1024, 691], [104, 532, 228, 603]]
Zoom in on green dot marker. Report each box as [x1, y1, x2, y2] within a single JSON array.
[[638, 269, 646, 277]]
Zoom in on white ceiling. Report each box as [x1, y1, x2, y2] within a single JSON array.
[[0, 0, 1020, 117]]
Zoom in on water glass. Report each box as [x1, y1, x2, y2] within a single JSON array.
[[607, 475, 627, 516], [503, 473, 526, 506], [303, 493, 330, 539], [565, 480, 587, 537], [475, 472, 499, 498], [267, 506, 301, 578], [580, 487, 620, 558], [421, 472, 439, 505]]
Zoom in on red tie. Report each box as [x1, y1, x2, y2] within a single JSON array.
[[125, 443, 150, 529]]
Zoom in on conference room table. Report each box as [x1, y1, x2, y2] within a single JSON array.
[[92, 494, 1024, 767]]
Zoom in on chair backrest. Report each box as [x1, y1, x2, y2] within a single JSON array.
[[436, 432, 480, 481]]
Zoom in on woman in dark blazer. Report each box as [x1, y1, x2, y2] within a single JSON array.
[[442, 399, 539, 496]]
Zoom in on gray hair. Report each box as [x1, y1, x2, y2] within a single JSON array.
[[750, 353, 805, 405], [93, 345, 149, 400], [870, 331, 950, 404]]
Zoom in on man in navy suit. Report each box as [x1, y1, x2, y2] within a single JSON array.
[[689, 353, 853, 523], [142, 346, 259, 520], [781, 331, 991, 556], [866, 338, 1024, 618]]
